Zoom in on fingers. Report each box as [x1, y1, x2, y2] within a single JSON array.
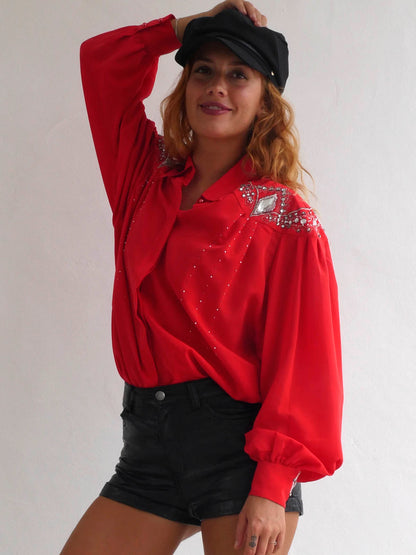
[[234, 511, 247, 550], [209, 1, 247, 18], [211, 1, 267, 26], [241, 529, 258, 554], [243, 1, 268, 26], [241, 530, 283, 555], [270, 536, 280, 553], [240, 528, 285, 555]]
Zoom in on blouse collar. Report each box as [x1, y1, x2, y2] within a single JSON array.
[[162, 154, 256, 201]]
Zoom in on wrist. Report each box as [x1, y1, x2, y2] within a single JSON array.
[[173, 11, 209, 42], [174, 18, 180, 38]]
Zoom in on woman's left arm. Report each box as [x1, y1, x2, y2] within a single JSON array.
[[236, 225, 343, 553]]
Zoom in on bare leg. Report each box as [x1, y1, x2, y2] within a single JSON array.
[[60, 496, 197, 555], [201, 511, 299, 555]]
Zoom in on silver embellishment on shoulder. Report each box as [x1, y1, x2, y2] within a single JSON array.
[[281, 208, 322, 236], [252, 194, 278, 215], [239, 183, 323, 237]]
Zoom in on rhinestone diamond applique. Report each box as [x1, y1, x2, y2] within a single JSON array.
[[252, 194, 278, 215], [239, 183, 323, 236]]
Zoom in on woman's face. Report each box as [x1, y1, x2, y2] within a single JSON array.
[[185, 42, 264, 148]]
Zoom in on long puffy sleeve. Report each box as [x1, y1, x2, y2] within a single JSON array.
[[79, 16, 181, 220], [245, 224, 343, 507]]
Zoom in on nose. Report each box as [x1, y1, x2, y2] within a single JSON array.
[[207, 74, 227, 96]]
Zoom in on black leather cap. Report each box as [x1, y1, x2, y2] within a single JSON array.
[[175, 9, 289, 92]]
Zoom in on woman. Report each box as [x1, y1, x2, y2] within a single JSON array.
[[61, 1, 343, 554]]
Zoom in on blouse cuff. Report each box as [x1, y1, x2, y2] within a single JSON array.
[[249, 461, 299, 508], [138, 14, 181, 57]]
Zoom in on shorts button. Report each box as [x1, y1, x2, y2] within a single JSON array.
[[155, 390, 165, 401]]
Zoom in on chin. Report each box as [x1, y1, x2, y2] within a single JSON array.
[[194, 127, 249, 143]]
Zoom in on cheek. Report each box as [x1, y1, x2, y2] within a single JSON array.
[[236, 84, 263, 115], [241, 97, 263, 122]]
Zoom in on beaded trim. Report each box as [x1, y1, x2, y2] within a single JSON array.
[[157, 136, 169, 165], [240, 183, 323, 236]]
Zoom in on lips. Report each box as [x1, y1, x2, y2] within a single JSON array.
[[200, 102, 232, 115]]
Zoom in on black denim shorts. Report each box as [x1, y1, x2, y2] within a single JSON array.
[[100, 378, 303, 525]]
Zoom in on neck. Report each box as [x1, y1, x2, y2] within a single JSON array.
[[191, 137, 246, 190]]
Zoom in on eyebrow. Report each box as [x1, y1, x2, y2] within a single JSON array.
[[193, 56, 250, 67]]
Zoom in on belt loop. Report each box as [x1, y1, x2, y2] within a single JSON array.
[[123, 383, 133, 410], [186, 382, 201, 410]]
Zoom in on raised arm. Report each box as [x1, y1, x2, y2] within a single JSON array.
[[79, 2, 265, 218], [80, 16, 180, 216]]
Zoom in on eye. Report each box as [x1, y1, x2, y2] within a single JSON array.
[[230, 69, 248, 80], [193, 64, 211, 75]]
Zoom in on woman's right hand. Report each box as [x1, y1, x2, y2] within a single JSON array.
[[173, 1, 267, 42]]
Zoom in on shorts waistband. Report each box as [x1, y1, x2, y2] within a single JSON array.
[[123, 378, 225, 410]]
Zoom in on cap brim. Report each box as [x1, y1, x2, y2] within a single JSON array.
[[175, 33, 279, 88]]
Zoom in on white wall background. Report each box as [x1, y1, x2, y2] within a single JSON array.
[[2, 0, 416, 553]]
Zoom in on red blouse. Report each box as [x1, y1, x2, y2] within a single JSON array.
[[80, 14, 343, 508]]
